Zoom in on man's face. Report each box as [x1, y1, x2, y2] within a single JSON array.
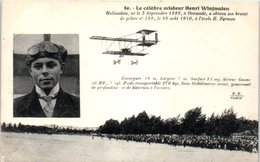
[[30, 57, 62, 92]]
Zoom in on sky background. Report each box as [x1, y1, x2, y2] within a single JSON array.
[[1, 0, 258, 128]]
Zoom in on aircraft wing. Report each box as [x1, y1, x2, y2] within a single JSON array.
[[103, 51, 147, 56], [90, 36, 141, 43]]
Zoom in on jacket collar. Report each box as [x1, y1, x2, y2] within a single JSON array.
[[26, 87, 77, 117]]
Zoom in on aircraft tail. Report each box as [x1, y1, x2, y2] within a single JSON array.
[[155, 33, 158, 44]]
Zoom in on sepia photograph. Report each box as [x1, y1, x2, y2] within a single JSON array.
[[13, 34, 80, 117]]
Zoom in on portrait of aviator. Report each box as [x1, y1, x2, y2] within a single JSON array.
[[13, 34, 80, 117]]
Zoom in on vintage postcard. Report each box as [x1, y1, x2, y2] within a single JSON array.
[[1, 0, 258, 161]]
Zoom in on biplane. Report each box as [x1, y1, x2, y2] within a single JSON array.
[[90, 29, 158, 65]]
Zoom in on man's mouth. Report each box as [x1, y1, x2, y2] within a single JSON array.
[[40, 78, 53, 81]]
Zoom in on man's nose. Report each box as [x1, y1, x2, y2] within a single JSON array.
[[42, 65, 49, 75]]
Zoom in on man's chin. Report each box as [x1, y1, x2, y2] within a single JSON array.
[[39, 84, 55, 90]]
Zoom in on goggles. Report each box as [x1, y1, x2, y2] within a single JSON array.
[[27, 43, 59, 55], [25, 41, 67, 66]]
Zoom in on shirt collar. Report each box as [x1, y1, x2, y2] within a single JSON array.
[[36, 83, 60, 97]]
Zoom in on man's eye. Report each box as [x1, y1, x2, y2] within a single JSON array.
[[46, 62, 57, 68], [33, 64, 42, 69]]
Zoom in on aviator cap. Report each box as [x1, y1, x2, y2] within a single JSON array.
[[25, 41, 67, 66]]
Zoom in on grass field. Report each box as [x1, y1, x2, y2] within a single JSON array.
[[0, 132, 258, 162]]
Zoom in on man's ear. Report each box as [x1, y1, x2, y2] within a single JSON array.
[[60, 65, 64, 74], [29, 68, 33, 76]]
